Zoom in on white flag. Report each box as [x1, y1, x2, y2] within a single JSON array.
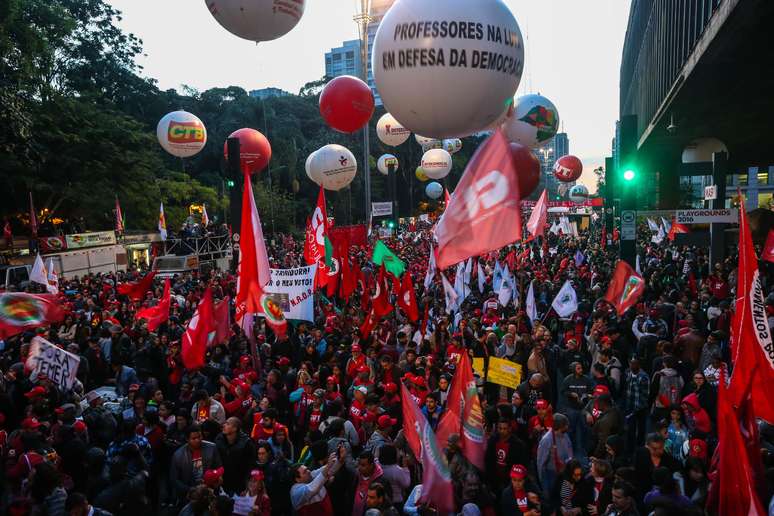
[[464, 257, 473, 286], [158, 202, 168, 241], [526, 280, 537, 323], [441, 273, 459, 314], [498, 284, 512, 308], [477, 261, 486, 294], [424, 243, 437, 289], [549, 220, 561, 235], [551, 280, 578, 318], [636, 254, 642, 276], [660, 216, 672, 234], [202, 204, 210, 226], [652, 226, 666, 244], [647, 218, 660, 232], [493, 260, 503, 292], [454, 261, 467, 300], [30, 254, 49, 289], [46, 258, 58, 294], [559, 216, 572, 235]]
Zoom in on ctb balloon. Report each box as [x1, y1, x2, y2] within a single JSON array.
[[372, 0, 524, 138], [319, 76, 375, 133], [553, 155, 583, 183], [425, 182, 443, 199], [307, 144, 357, 191], [224, 128, 272, 175], [420, 149, 453, 180], [502, 94, 560, 148], [510, 143, 541, 198], [377, 154, 399, 175], [376, 113, 411, 146], [204, 0, 305, 42], [157, 111, 207, 158]]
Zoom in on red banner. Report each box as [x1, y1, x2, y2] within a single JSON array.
[[329, 224, 367, 248], [38, 236, 67, 253], [520, 198, 603, 208]]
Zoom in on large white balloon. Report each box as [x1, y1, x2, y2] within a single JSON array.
[[204, 0, 306, 42], [377, 154, 399, 175], [502, 94, 560, 148], [568, 184, 589, 204], [376, 113, 411, 146], [372, 0, 524, 139], [156, 111, 207, 158], [308, 144, 357, 191], [420, 148, 453, 180], [305, 150, 320, 183], [425, 181, 443, 199]]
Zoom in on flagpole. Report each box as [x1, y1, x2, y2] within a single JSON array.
[[227, 137, 242, 273]]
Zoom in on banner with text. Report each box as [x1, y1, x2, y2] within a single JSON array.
[[329, 224, 368, 247], [65, 231, 117, 249], [26, 337, 80, 391], [262, 265, 317, 322], [486, 357, 522, 389], [675, 209, 737, 224], [372, 202, 393, 217]]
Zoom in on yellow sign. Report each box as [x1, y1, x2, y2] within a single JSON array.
[[472, 358, 485, 378], [487, 357, 522, 390]]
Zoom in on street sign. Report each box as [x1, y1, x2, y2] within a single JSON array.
[[232, 233, 240, 242], [621, 210, 636, 240], [676, 209, 737, 224], [704, 185, 717, 200]]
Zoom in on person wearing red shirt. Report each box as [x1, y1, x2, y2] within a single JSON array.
[[707, 266, 729, 300], [221, 381, 253, 419], [346, 344, 366, 380], [528, 399, 554, 453], [446, 336, 465, 366], [500, 464, 542, 515], [307, 390, 325, 433], [324, 376, 343, 406], [409, 375, 429, 407], [232, 355, 254, 381], [250, 408, 281, 441]]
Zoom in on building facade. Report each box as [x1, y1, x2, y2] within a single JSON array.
[[324, 39, 361, 80], [533, 132, 571, 201], [248, 88, 291, 100]]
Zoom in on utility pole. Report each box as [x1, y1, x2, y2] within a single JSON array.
[[617, 115, 638, 268], [354, 0, 372, 228], [227, 137, 241, 273]]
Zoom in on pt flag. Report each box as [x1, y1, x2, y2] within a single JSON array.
[[435, 351, 486, 470], [727, 200, 774, 422], [304, 187, 336, 290], [371, 240, 406, 277], [397, 272, 419, 322], [117, 271, 157, 301], [434, 129, 522, 269], [135, 279, 171, 332], [370, 266, 393, 318], [0, 293, 65, 339], [604, 260, 645, 316], [400, 383, 454, 515], [182, 288, 214, 370], [526, 189, 548, 239], [235, 172, 271, 326]]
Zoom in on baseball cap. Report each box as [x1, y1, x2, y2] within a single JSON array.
[[536, 399, 549, 410], [85, 390, 102, 403], [326, 375, 338, 384], [24, 386, 46, 399], [383, 382, 398, 394], [510, 464, 527, 479], [355, 386, 368, 395], [22, 417, 42, 430], [239, 355, 251, 365], [73, 420, 87, 433], [593, 385, 610, 397], [203, 467, 224, 487], [257, 335, 266, 343], [250, 469, 265, 481], [412, 376, 426, 388], [688, 438, 708, 460], [351, 344, 361, 352], [277, 357, 291, 366], [377, 415, 397, 430]]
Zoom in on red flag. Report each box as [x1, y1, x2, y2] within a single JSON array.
[[600, 225, 607, 248], [715, 368, 766, 515], [443, 187, 450, 206], [371, 266, 393, 318], [235, 173, 271, 326], [400, 383, 455, 514], [29, 191, 38, 237], [115, 196, 124, 233], [397, 273, 419, 322], [305, 187, 336, 291], [727, 199, 774, 422], [339, 243, 357, 299], [526, 189, 548, 239], [434, 129, 522, 269], [359, 309, 379, 339], [603, 260, 645, 316], [117, 271, 157, 301], [435, 351, 486, 470], [763, 228, 774, 264], [420, 304, 429, 340], [182, 288, 214, 370], [0, 293, 65, 339], [667, 219, 689, 241], [213, 296, 232, 346], [135, 279, 170, 331]]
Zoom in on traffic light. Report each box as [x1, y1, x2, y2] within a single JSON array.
[[226, 180, 235, 188], [621, 164, 637, 182], [387, 221, 395, 229]]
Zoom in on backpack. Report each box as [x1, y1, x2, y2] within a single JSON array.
[[656, 371, 682, 408]]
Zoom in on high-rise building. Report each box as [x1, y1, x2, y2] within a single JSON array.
[[533, 132, 571, 200], [325, 40, 362, 79], [249, 87, 291, 100], [366, 0, 395, 106]]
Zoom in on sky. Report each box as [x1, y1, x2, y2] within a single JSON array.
[[108, 0, 632, 193]]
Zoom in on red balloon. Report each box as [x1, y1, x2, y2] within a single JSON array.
[[553, 155, 583, 183], [224, 128, 272, 175], [510, 142, 540, 198], [319, 75, 375, 133]]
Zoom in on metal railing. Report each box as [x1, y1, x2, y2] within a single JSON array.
[[162, 234, 232, 260]]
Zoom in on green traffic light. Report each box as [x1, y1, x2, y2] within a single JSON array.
[[388, 221, 395, 229], [226, 180, 235, 188], [623, 169, 635, 181]]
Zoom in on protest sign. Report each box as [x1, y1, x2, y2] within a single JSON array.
[[26, 336, 80, 391], [262, 265, 317, 322], [472, 357, 485, 378], [486, 357, 522, 389], [232, 495, 256, 516]]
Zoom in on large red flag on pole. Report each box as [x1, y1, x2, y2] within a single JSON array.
[[115, 196, 124, 234], [526, 189, 548, 239], [117, 271, 157, 301], [400, 383, 455, 514], [727, 198, 774, 422], [182, 288, 214, 370], [135, 278, 170, 331], [235, 173, 271, 327], [435, 350, 486, 470], [304, 187, 336, 291], [434, 129, 522, 269], [397, 272, 419, 322], [603, 260, 645, 316]]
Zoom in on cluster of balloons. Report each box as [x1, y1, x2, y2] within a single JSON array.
[[204, 0, 306, 43], [305, 144, 357, 191]]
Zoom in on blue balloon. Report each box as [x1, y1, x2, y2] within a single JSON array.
[[425, 181, 443, 199]]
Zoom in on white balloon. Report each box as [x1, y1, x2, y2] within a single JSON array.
[[420, 148, 453, 180], [156, 111, 207, 158], [415, 134, 441, 148], [377, 154, 399, 175], [502, 94, 560, 148], [305, 150, 320, 183], [425, 181, 443, 199], [376, 113, 411, 146], [372, 0, 524, 139], [442, 138, 462, 154], [308, 144, 357, 191], [681, 138, 728, 163], [568, 184, 589, 204], [204, 0, 306, 42]]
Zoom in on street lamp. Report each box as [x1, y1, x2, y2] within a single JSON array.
[[354, 0, 372, 227]]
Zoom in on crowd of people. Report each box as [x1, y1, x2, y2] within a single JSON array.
[[0, 220, 773, 516]]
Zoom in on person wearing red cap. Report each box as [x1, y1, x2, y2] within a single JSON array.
[[364, 414, 396, 455], [408, 375, 429, 407], [219, 379, 253, 419], [500, 464, 542, 515], [242, 469, 271, 516], [203, 466, 225, 494], [485, 417, 530, 495], [324, 375, 343, 405], [345, 344, 366, 380]]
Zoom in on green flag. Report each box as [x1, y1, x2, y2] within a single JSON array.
[[371, 240, 406, 277]]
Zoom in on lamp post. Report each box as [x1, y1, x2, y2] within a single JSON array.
[[354, 0, 372, 228]]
